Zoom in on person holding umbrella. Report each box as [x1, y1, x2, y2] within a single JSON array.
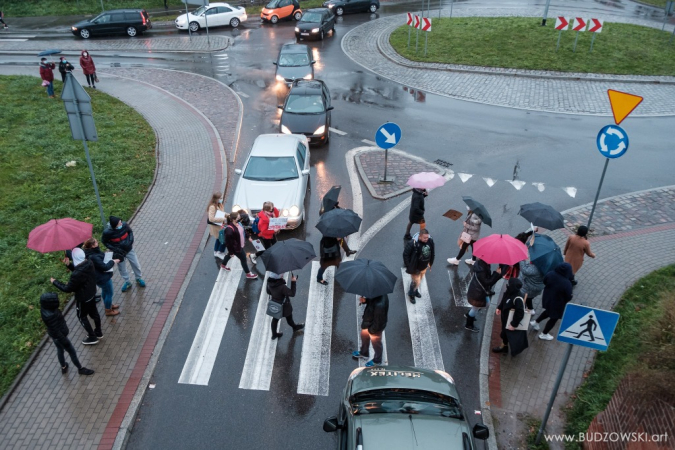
[[39, 57, 56, 98], [352, 294, 389, 367], [267, 272, 304, 340], [402, 229, 435, 304], [563, 225, 596, 284], [465, 259, 501, 332], [315, 207, 360, 285], [448, 209, 482, 266]]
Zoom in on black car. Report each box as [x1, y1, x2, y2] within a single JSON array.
[[71, 9, 151, 39], [279, 80, 333, 146], [295, 8, 335, 40], [274, 44, 314, 84], [322, 0, 379, 16]]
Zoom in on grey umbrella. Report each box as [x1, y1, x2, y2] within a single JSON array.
[[518, 202, 565, 230], [462, 196, 492, 227], [316, 208, 362, 238], [260, 239, 316, 273], [320, 185, 341, 215], [335, 259, 397, 298]]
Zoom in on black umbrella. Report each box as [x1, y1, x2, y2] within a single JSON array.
[[316, 208, 362, 238], [260, 238, 316, 273], [518, 202, 565, 230], [335, 259, 397, 298], [462, 196, 492, 227], [320, 185, 341, 215], [38, 49, 62, 57]]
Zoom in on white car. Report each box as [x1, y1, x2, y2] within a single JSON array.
[[175, 3, 247, 31], [231, 134, 310, 229]]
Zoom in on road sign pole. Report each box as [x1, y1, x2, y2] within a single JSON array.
[[587, 158, 610, 230], [427, 0, 430, 20], [186, 2, 192, 40], [573, 31, 580, 52], [408, 24, 411, 48], [535, 343, 573, 445], [424, 29, 428, 56], [205, 11, 210, 45], [450, 0, 453, 18], [541, 0, 551, 26], [416, 20, 420, 53], [589, 33, 596, 52], [100, 0, 105, 13], [670, 27, 675, 43], [556, 30, 562, 51]]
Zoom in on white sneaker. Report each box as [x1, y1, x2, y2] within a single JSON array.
[[465, 259, 475, 265], [447, 257, 459, 265], [250, 253, 257, 264], [530, 320, 540, 331], [214, 251, 219, 257], [538, 333, 553, 341], [216, 251, 226, 259]]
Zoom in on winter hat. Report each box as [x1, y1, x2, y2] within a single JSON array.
[[40, 292, 60, 310], [72, 247, 86, 267], [109, 216, 121, 228]]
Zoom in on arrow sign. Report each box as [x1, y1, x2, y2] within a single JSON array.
[[406, 12, 413, 26], [588, 18, 603, 32], [375, 122, 402, 149], [420, 17, 431, 31], [573, 17, 587, 31], [555, 16, 569, 30], [414, 15, 420, 29]]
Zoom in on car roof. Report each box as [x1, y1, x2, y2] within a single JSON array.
[[206, 2, 233, 7], [305, 8, 330, 13], [250, 134, 304, 157], [349, 365, 460, 399], [103, 9, 145, 13], [280, 44, 309, 54], [289, 80, 325, 95]]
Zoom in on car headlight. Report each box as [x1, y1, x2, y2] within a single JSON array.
[[72, 27, 78, 30], [295, 27, 299, 32], [327, 3, 334, 7], [314, 125, 325, 135], [281, 125, 292, 135], [289, 205, 300, 217], [232, 205, 242, 213], [276, 74, 285, 82], [281, 209, 289, 217], [311, 28, 320, 33], [303, 74, 313, 80], [434, 370, 455, 384]]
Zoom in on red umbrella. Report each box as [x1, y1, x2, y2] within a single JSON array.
[[27, 218, 93, 253], [473, 234, 529, 265]]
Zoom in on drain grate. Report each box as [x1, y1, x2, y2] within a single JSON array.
[[110, 62, 121, 67], [433, 159, 453, 168]]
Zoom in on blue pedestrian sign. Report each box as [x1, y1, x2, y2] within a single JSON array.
[[557, 304, 620, 351], [596, 125, 629, 159], [375, 122, 402, 149]]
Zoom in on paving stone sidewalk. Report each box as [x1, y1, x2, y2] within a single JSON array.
[[0, 66, 239, 450], [488, 186, 675, 449], [0, 35, 229, 52], [341, 6, 675, 115]]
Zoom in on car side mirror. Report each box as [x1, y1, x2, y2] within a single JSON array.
[[278, 105, 284, 109], [311, 60, 316, 64], [323, 416, 339, 432], [472, 424, 490, 440], [234, 169, 242, 175], [326, 106, 334, 111], [301, 169, 310, 175], [273, 61, 278, 65]]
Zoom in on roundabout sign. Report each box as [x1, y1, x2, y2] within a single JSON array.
[[596, 125, 628, 159]]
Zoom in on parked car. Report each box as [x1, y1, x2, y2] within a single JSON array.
[[279, 80, 333, 146], [274, 44, 314, 84], [261, 0, 302, 23], [295, 8, 335, 41], [322, 0, 379, 16], [175, 3, 247, 31], [231, 134, 311, 229], [71, 9, 151, 39], [323, 365, 490, 450]]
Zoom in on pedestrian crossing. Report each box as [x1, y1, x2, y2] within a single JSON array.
[[448, 268, 472, 307]]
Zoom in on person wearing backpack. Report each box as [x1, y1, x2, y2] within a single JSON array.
[[220, 211, 258, 279], [267, 272, 304, 340], [402, 229, 435, 304], [251, 201, 279, 265]]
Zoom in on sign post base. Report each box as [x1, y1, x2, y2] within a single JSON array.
[[378, 176, 396, 184]]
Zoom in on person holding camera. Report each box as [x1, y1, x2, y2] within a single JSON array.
[[267, 272, 304, 340], [220, 211, 258, 279], [465, 258, 502, 333]]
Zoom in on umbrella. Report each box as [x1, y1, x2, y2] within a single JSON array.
[[406, 172, 446, 190], [473, 234, 528, 265], [316, 208, 362, 238], [518, 202, 565, 230], [320, 185, 341, 215], [462, 196, 492, 227], [27, 218, 93, 253], [335, 259, 397, 298], [527, 233, 564, 275], [260, 238, 316, 273], [38, 49, 62, 57]]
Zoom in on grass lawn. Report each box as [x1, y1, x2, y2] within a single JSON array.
[[0, 76, 155, 397], [640, 0, 668, 7], [389, 17, 675, 75], [563, 265, 675, 449]]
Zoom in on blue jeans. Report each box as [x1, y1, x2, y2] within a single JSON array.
[[214, 236, 226, 253], [118, 248, 143, 283], [468, 296, 491, 317], [98, 279, 114, 309], [46, 81, 54, 97]]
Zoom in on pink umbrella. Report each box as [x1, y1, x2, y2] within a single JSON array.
[[406, 172, 446, 190], [27, 218, 93, 253], [473, 234, 529, 265]]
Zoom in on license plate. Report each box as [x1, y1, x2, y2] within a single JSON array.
[[301, 32, 309, 35]]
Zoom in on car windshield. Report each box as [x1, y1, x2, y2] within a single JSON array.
[[192, 6, 207, 15], [278, 53, 310, 67], [285, 94, 324, 114], [243, 156, 298, 181], [266, 0, 281, 8], [301, 12, 323, 22], [350, 389, 464, 419]]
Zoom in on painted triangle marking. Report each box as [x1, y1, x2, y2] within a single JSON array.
[[607, 90, 643, 125], [458, 173, 473, 183], [507, 180, 526, 190], [532, 182, 545, 192], [559, 311, 606, 344], [563, 187, 577, 198], [483, 177, 496, 187]]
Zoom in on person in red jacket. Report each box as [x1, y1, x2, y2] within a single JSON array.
[[251, 201, 279, 264], [79, 50, 97, 89], [39, 58, 55, 98]]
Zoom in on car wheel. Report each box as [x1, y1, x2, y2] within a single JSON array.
[[320, 30, 324, 40], [294, 11, 303, 20], [336, 7, 344, 15], [79, 29, 90, 39], [369, 3, 378, 12], [270, 15, 279, 24], [230, 17, 240, 27], [126, 26, 137, 37], [189, 21, 200, 32]]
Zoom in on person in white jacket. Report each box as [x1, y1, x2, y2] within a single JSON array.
[[448, 211, 482, 266]]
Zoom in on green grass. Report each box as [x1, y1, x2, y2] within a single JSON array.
[[639, 0, 668, 7], [0, 76, 155, 397], [563, 265, 675, 449], [389, 17, 675, 76]]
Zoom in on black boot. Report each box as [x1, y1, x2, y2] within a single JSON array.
[[464, 313, 479, 333], [408, 284, 417, 304], [293, 323, 305, 332], [271, 332, 283, 340], [492, 344, 509, 354]]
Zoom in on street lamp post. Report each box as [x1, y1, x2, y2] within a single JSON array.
[[541, 0, 551, 26]]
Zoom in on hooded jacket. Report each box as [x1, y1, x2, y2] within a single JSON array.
[[360, 295, 389, 334], [519, 261, 544, 299], [102, 216, 135, 257], [408, 188, 426, 223], [40, 293, 69, 341], [541, 262, 574, 320], [403, 235, 435, 274], [467, 259, 502, 308], [52, 258, 97, 305], [39, 61, 55, 82], [266, 277, 296, 317], [83, 246, 114, 284], [498, 278, 525, 328], [463, 213, 483, 241], [79, 51, 96, 75]]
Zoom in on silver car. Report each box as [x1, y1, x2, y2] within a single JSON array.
[[232, 134, 310, 229]]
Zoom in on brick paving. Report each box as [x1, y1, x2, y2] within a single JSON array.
[[0, 66, 238, 450], [489, 187, 675, 448], [341, 6, 675, 115], [0, 36, 230, 52]]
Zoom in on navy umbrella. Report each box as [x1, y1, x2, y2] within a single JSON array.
[[316, 208, 361, 238], [320, 185, 341, 215], [38, 49, 62, 57], [260, 238, 316, 273], [335, 259, 397, 298], [462, 196, 492, 227], [527, 233, 563, 275], [518, 202, 565, 230]]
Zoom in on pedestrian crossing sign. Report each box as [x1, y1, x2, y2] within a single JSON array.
[[557, 303, 619, 351]]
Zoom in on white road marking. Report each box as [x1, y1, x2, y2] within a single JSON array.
[[400, 269, 445, 371], [236, 91, 250, 98], [178, 258, 243, 386], [361, 139, 376, 146], [297, 262, 335, 396], [329, 127, 347, 136], [0, 38, 28, 42], [355, 295, 388, 367], [448, 269, 471, 307], [239, 272, 287, 391]]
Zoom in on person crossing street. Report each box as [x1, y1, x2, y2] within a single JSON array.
[[402, 229, 435, 304], [352, 294, 389, 367]]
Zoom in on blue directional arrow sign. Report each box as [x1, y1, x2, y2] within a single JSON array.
[[596, 125, 629, 159], [375, 122, 402, 149], [557, 304, 620, 351]]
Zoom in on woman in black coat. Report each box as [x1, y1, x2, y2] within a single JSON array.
[[404, 188, 427, 239], [532, 262, 574, 340], [316, 235, 355, 285], [465, 258, 502, 332], [493, 278, 529, 356], [267, 273, 304, 340]]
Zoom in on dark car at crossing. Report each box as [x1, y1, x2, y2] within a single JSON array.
[[322, 0, 379, 16], [295, 8, 336, 40], [71, 9, 151, 39]]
